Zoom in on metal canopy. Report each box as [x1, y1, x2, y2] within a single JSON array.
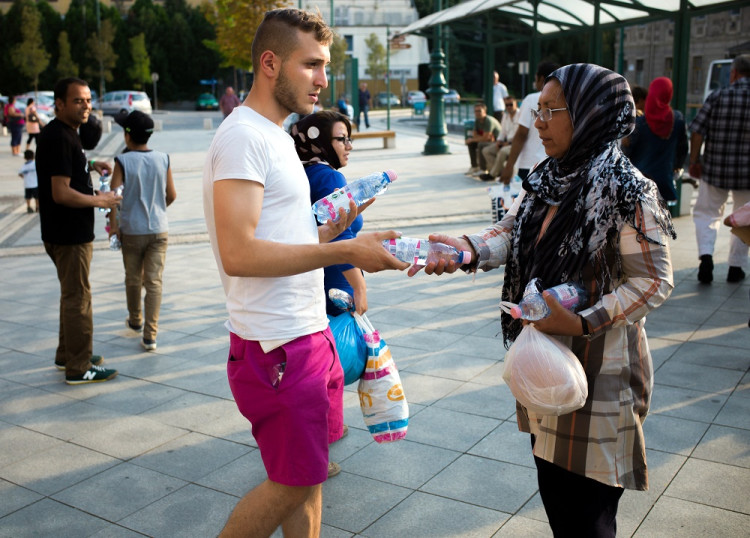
[[398, 0, 749, 115], [399, 0, 736, 37]]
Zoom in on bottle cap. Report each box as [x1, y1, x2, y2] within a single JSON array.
[[384, 170, 397, 182], [459, 250, 472, 264], [509, 305, 522, 319]]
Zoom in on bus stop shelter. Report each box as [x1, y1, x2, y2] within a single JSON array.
[[398, 0, 749, 119]]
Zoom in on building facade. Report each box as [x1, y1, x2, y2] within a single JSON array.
[[615, 7, 750, 114]]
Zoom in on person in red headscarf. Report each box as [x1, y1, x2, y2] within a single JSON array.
[[623, 77, 688, 201]]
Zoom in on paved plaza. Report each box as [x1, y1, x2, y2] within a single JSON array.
[[0, 109, 748, 537]]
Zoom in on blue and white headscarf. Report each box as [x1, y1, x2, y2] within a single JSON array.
[[501, 64, 676, 346]]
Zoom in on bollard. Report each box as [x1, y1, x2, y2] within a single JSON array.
[[203, 118, 213, 130], [103, 119, 112, 133], [1, 126, 7, 137], [153, 119, 163, 131]]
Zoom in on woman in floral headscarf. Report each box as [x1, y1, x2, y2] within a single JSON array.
[[623, 76, 688, 201], [291, 110, 367, 317], [412, 64, 676, 536]]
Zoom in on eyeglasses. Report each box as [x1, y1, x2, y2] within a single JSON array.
[[332, 136, 353, 145], [530, 107, 568, 122]]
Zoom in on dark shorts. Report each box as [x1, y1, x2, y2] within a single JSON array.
[[227, 328, 344, 486], [25, 187, 38, 200]]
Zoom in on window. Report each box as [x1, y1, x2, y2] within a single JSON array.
[[692, 56, 704, 94], [664, 57, 673, 79], [693, 15, 706, 38], [635, 58, 644, 87], [727, 9, 740, 34]]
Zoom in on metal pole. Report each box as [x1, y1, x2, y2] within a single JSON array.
[[96, 0, 104, 99], [329, 0, 335, 109], [423, 0, 450, 155], [386, 25, 391, 130]]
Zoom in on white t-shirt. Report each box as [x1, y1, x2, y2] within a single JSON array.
[[493, 82, 508, 112], [202, 106, 327, 342], [19, 161, 38, 189], [500, 108, 520, 143], [516, 91, 547, 171]]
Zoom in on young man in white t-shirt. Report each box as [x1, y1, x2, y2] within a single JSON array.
[[499, 62, 560, 184], [202, 9, 407, 537]]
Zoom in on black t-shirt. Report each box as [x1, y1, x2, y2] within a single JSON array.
[[36, 119, 95, 244]]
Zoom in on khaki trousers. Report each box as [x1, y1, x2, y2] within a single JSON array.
[[121, 232, 168, 341], [482, 143, 513, 177], [44, 241, 94, 376]]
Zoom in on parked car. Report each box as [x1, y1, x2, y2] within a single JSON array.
[[375, 92, 401, 107], [405, 90, 427, 106], [195, 92, 219, 111], [99, 90, 152, 116], [444, 89, 461, 104]]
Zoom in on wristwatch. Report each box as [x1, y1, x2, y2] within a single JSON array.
[[580, 315, 591, 337]]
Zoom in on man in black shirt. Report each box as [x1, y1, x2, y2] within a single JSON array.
[[37, 77, 121, 384]]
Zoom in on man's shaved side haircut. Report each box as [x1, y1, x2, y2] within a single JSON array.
[[251, 8, 333, 68]]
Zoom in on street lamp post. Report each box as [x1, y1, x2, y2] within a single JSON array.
[[96, 0, 104, 99], [151, 72, 159, 112], [423, 0, 450, 155], [329, 0, 335, 109]]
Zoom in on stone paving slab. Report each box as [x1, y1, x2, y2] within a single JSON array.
[[0, 109, 747, 537]]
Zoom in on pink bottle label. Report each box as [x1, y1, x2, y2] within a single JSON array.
[[321, 190, 354, 221], [550, 284, 580, 310]]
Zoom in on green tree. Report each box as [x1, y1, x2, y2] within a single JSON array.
[[127, 33, 151, 89], [329, 33, 348, 80], [86, 18, 118, 98], [365, 33, 387, 93], [203, 0, 285, 71], [11, 3, 50, 92], [56, 31, 79, 78]]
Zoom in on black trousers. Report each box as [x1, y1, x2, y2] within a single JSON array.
[[533, 443, 624, 537]]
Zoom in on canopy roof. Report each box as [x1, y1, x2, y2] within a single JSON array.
[[399, 0, 743, 37]]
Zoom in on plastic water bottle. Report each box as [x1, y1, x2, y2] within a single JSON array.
[[312, 170, 397, 223], [382, 237, 472, 266], [329, 288, 355, 312], [109, 235, 121, 251], [509, 279, 586, 320], [98, 171, 111, 213]]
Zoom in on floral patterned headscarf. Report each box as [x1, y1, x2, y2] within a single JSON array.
[[291, 110, 351, 170], [501, 64, 676, 347]]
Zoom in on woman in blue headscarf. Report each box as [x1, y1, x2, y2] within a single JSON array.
[[413, 64, 676, 536]]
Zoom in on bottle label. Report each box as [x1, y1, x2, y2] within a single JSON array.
[[383, 238, 426, 265], [549, 284, 580, 310], [320, 189, 354, 221]]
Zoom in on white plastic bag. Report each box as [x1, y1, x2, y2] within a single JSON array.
[[357, 315, 408, 443], [502, 324, 588, 416], [487, 178, 522, 223]]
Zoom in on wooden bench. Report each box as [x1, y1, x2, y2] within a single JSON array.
[[351, 130, 396, 149]]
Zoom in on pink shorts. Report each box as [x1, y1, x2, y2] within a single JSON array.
[[228, 328, 344, 486]]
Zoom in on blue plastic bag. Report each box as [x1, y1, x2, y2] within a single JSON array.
[[328, 312, 367, 385]]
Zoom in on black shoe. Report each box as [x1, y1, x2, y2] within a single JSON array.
[[65, 365, 118, 385], [727, 266, 746, 283], [698, 255, 713, 284], [479, 173, 495, 181], [55, 355, 103, 371], [126, 319, 143, 332]]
